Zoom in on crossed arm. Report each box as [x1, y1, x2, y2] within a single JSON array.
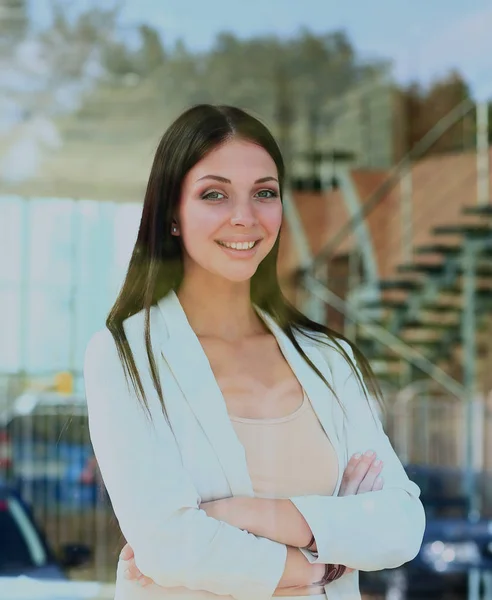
[[201, 496, 313, 549], [199, 449, 383, 552], [121, 451, 385, 587]]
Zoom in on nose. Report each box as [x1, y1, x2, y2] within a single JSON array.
[[230, 199, 258, 228]]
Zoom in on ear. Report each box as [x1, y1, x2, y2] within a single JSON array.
[[171, 220, 180, 236]]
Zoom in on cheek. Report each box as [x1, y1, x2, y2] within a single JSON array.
[[181, 203, 223, 242], [260, 203, 283, 236]]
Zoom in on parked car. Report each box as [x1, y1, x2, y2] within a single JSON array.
[[0, 482, 91, 579], [360, 463, 492, 598], [0, 391, 101, 510]]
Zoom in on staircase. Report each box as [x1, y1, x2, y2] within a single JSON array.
[[356, 204, 492, 388], [285, 100, 492, 499]]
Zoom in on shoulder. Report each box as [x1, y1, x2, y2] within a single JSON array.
[[84, 304, 162, 378], [293, 326, 356, 366], [83, 328, 124, 389], [84, 328, 115, 369]]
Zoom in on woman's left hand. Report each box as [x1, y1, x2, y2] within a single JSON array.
[[120, 543, 154, 588]]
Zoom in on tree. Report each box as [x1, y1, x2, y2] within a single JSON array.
[[0, 0, 28, 45], [397, 70, 474, 156], [1, 19, 390, 185], [0, 0, 121, 183], [135, 24, 166, 75]]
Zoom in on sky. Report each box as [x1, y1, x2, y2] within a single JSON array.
[[30, 0, 492, 98]]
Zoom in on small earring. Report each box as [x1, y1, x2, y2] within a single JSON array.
[[171, 223, 178, 234]]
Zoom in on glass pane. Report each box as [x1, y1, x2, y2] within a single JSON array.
[[29, 200, 75, 287], [111, 203, 141, 298], [0, 288, 20, 371], [26, 287, 71, 371], [0, 197, 22, 285]]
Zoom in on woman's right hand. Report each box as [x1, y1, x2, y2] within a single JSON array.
[[329, 450, 384, 578], [338, 450, 384, 497]]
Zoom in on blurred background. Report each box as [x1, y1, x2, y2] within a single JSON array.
[[0, 0, 491, 598]]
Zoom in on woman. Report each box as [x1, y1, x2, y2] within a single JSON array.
[[84, 104, 425, 600]]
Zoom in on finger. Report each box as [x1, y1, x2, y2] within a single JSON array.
[[357, 458, 384, 493], [338, 453, 363, 495], [124, 562, 143, 581], [342, 451, 376, 495], [344, 453, 362, 477], [136, 574, 154, 587], [119, 543, 134, 561], [373, 475, 384, 491]]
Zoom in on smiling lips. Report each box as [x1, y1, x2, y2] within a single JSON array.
[[216, 240, 260, 251]]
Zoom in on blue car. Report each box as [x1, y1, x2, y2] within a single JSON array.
[[360, 464, 492, 598], [0, 482, 91, 579], [1, 391, 102, 511]]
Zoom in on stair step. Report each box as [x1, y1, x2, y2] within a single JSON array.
[[361, 299, 407, 310], [379, 279, 421, 291], [462, 205, 492, 217], [433, 224, 492, 237], [398, 263, 444, 275], [415, 244, 463, 256], [401, 321, 456, 331], [407, 340, 443, 350], [362, 294, 492, 316], [439, 282, 492, 294], [398, 263, 492, 277], [358, 330, 443, 350], [420, 304, 462, 314]]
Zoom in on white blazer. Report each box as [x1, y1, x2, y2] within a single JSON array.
[[84, 290, 425, 600]]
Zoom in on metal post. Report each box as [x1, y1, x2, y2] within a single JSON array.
[[462, 238, 479, 518], [19, 197, 30, 385], [400, 161, 413, 264], [462, 238, 480, 600], [68, 200, 79, 377], [476, 101, 490, 206], [345, 246, 360, 339]]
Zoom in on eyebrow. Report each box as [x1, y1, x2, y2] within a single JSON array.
[[196, 175, 278, 184]]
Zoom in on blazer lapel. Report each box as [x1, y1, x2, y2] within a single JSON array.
[[255, 309, 345, 492], [157, 291, 254, 497]]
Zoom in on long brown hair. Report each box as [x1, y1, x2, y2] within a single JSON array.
[[106, 104, 383, 425]]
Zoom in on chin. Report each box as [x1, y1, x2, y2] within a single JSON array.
[[214, 264, 260, 283]]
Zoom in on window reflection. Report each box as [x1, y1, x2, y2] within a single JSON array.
[[0, 196, 141, 376]]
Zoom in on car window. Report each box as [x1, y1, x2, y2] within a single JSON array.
[[9, 414, 90, 446], [0, 497, 48, 569]]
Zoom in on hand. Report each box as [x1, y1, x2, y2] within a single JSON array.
[[308, 450, 384, 581], [338, 450, 384, 496], [335, 450, 384, 576], [120, 543, 154, 588]]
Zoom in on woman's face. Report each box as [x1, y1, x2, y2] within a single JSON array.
[[176, 138, 283, 283]]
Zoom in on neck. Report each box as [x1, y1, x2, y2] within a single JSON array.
[[176, 275, 266, 341]]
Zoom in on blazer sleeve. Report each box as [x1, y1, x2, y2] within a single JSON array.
[[289, 340, 426, 572], [84, 329, 287, 600]]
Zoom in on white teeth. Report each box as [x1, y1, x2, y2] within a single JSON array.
[[218, 240, 256, 250]]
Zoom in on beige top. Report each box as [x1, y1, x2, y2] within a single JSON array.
[[229, 388, 339, 596]]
